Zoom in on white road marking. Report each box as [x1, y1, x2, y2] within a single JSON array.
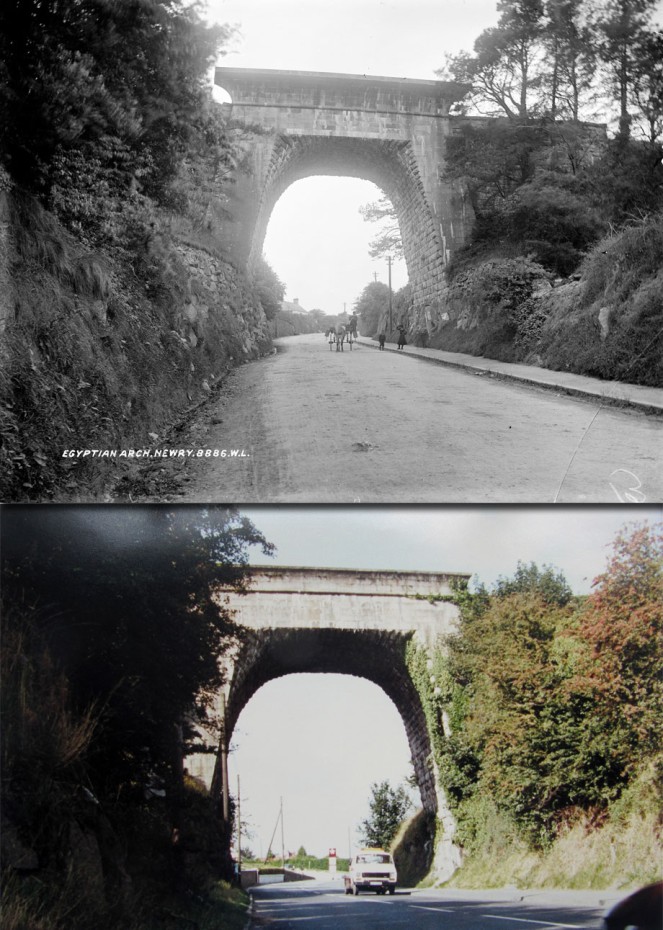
[[411, 906, 455, 912], [482, 914, 585, 928]]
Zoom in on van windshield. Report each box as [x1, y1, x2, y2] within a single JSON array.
[[357, 854, 391, 864]]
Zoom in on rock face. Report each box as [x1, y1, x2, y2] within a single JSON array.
[[173, 244, 271, 358]]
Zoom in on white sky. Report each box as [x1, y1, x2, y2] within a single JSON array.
[[229, 505, 662, 859], [205, 0, 500, 314]]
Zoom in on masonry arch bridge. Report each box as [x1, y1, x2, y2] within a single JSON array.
[[194, 566, 469, 879], [215, 68, 474, 325]]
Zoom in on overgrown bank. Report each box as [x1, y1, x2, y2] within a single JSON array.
[[425, 213, 663, 387], [362, 211, 663, 389], [0, 0, 276, 501], [1, 508, 272, 930], [404, 525, 663, 889], [0, 179, 271, 501]]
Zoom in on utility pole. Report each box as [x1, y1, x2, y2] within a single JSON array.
[[387, 255, 393, 334], [237, 774, 241, 876], [221, 694, 230, 825], [280, 797, 285, 868]]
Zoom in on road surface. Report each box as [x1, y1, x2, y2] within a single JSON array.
[[130, 334, 662, 503], [246, 880, 620, 929]]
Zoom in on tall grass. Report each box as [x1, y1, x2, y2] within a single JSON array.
[[431, 213, 662, 386], [1, 601, 102, 930], [444, 768, 662, 890], [538, 214, 663, 385]]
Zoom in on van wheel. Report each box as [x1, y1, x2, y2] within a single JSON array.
[[389, 887, 396, 895]]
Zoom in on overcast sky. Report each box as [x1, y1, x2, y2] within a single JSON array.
[[205, 0, 501, 314], [228, 505, 662, 860]]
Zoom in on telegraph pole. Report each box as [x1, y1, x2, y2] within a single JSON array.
[[221, 694, 230, 824], [387, 255, 393, 334], [237, 774, 241, 876], [280, 797, 285, 868]]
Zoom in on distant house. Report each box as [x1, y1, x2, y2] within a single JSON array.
[[272, 297, 323, 337], [280, 297, 308, 315]]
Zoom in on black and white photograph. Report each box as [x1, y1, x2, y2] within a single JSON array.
[[1, 0, 662, 502]]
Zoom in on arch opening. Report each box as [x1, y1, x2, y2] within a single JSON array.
[[244, 135, 447, 323], [263, 177, 408, 315], [228, 673, 414, 859], [212, 83, 233, 106], [223, 627, 439, 819]]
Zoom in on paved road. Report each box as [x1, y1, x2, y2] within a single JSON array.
[[247, 880, 620, 929], [143, 334, 662, 503]]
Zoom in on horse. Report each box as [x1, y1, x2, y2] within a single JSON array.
[[333, 323, 346, 352]]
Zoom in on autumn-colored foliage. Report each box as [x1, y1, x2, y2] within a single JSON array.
[[570, 523, 663, 757], [439, 525, 663, 851]]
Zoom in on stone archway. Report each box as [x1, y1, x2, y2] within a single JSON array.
[[189, 566, 468, 880], [215, 68, 475, 325]]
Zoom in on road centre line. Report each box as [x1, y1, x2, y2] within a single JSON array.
[[482, 914, 585, 928], [411, 906, 455, 912]]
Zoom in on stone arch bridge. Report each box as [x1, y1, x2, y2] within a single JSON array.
[[188, 565, 470, 879], [215, 68, 474, 326]]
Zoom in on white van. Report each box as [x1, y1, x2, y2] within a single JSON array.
[[344, 848, 397, 895]]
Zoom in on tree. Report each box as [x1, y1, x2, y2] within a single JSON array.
[[492, 560, 574, 604], [254, 256, 286, 321], [592, 0, 659, 137], [1, 506, 274, 795], [441, 527, 663, 848], [358, 781, 412, 850], [359, 195, 403, 260], [631, 28, 663, 142], [354, 281, 390, 336], [440, 0, 547, 118], [571, 522, 663, 758], [0, 0, 233, 219], [543, 0, 597, 120]]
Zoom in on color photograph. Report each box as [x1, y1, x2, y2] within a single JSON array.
[[1, 504, 662, 928]]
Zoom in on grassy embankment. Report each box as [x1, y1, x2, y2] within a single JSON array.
[[0, 174, 271, 502], [426, 212, 663, 387], [442, 781, 662, 890]]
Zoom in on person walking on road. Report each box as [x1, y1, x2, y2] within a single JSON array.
[[378, 332, 386, 350], [397, 324, 407, 351]]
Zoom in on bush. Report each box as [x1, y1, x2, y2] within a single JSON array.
[[539, 213, 663, 385], [432, 258, 552, 361], [509, 182, 606, 276]]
